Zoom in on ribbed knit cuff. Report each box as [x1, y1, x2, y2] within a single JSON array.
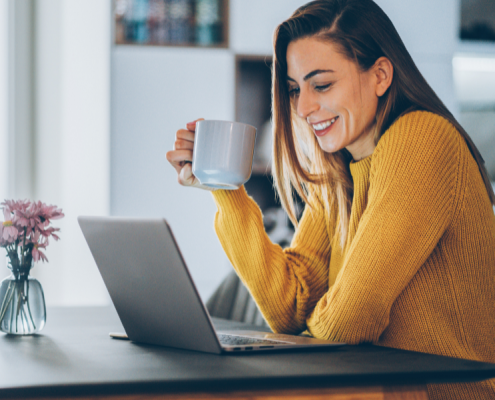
[[211, 185, 251, 214]]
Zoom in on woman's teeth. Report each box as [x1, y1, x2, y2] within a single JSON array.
[[313, 117, 338, 131]]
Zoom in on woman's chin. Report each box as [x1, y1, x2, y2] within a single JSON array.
[[317, 139, 344, 154]]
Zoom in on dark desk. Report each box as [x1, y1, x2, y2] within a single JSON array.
[[1, 307, 494, 400]]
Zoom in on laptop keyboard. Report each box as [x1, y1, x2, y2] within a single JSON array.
[[217, 333, 293, 346]]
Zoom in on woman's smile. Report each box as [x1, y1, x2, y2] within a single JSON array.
[[310, 116, 340, 137]]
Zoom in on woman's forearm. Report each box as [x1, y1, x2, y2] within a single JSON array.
[[212, 186, 331, 334]]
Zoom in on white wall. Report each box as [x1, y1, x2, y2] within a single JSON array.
[[31, 0, 111, 306], [0, 0, 7, 205], [230, 0, 307, 55], [111, 47, 234, 301], [230, 0, 457, 55], [230, 0, 459, 114], [376, 0, 459, 115], [8, 0, 35, 199], [454, 54, 495, 104], [453, 50, 495, 182]]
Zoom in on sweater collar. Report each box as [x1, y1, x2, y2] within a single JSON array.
[[349, 155, 372, 180]]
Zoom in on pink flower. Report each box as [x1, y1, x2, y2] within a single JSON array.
[[0, 209, 19, 242], [0, 198, 63, 264], [32, 243, 48, 263], [0, 230, 14, 247], [1, 199, 29, 215], [13, 202, 41, 230], [38, 202, 64, 221], [39, 226, 61, 240], [1, 222, 18, 242]]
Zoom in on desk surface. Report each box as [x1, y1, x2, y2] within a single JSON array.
[[0, 306, 494, 398]]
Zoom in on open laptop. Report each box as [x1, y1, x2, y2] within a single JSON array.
[[78, 216, 345, 354]]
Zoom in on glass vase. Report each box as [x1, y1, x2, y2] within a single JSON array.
[[0, 271, 46, 335]]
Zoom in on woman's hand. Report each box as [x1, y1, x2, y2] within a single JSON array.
[[166, 119, 215, 191]]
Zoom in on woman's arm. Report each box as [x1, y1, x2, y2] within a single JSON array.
[[213, 187, 332, 334], [167, 119, 331, 333], [306, 111, 463, 344]]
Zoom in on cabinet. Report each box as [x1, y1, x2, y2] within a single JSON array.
[[456, 0, 495, 181], [235, 56, 277, 210]]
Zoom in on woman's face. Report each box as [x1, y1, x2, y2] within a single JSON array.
[[286, 37, 386, 161]]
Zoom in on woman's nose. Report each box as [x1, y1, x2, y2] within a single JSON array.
[[296, 89, 319, 119]]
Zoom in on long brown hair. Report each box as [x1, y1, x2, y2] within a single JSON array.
[[272, 0, 495, 249]]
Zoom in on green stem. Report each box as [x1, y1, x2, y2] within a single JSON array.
[[0, 281, 12, 313], [0, 282, 14, 322], [14, 241, 18, 269], [15, 285, 22, 333], [26, 306, 35, 330], [21, 304, 30, 332], [18, 280, 32, 333], [10, 286, 14, 329], [19, 304, 26, 332], [24, 280, 35, 330], [20, 227, 27, 269]]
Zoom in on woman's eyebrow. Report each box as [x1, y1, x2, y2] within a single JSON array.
[[287, 69, 335, 82]]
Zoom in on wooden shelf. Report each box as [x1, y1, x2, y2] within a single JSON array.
[[114, 0, 229, 49]]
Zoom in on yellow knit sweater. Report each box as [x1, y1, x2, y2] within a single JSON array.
[[212, 111, 495, 400]]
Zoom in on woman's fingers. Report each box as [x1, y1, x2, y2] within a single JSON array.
[[175, 118, 203, 148], [176, 128, 195, 142], [178, 162, 196, 186], [174, 138, 194, 151], [166, 149, 192, 165], [166, 149, 193, 174], [166, 118, 208, 190], [186, 118, 204, 132]]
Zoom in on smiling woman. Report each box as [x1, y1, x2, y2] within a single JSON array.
[[166, 1, 495, 399], [286, 39, 391, 160]]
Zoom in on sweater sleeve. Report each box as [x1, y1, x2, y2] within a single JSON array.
[[306, 111, 462, 344], [212, 186, 331, 334]]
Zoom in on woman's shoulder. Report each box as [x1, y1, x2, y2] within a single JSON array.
[[373, 110, 462, 164]]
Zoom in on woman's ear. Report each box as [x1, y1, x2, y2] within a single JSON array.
[[374, 57, 394, 97]]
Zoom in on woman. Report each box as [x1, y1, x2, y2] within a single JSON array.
[[166, 1, 495, 398]]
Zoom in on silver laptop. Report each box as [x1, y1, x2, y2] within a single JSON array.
[[78, 216, 345, 354]]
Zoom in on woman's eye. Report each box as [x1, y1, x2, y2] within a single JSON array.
[[315, 83, 332, 91], [288, 87, 300, 97]]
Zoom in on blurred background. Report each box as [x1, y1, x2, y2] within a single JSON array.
[[0, 0, 493, 307]]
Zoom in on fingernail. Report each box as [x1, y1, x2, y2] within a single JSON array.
[[186, 121, 196, 125]]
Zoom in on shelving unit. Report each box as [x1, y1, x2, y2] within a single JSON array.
[[114, 0, 229, 48], [235, 55, 272, 133], [233, 55, 279, 212], [234, 54, 303, 239], [235, 55, 272, 174], [455, 1, 495, 180], [459, 0, 495, 42]]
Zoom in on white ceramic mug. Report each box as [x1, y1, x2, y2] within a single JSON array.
[[192, 120, 257, 190]]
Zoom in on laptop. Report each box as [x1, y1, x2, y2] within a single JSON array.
[[78, 216, 345, 354]]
